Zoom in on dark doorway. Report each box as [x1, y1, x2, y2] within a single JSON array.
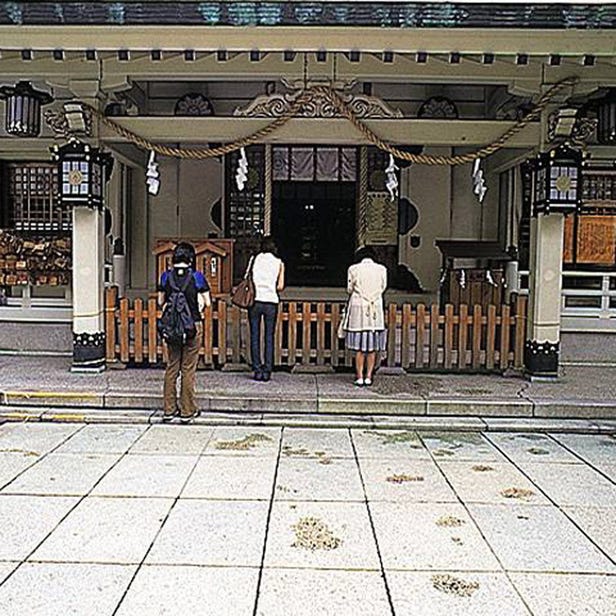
[[272, 181, 356, 286]]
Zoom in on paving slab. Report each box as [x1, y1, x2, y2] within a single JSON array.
[[280, 427, 354, 458], [275, 456, 364, 502], [182, 455, 277, 500], [482, 417, 599, 433], [551, 433, 616, 471], [420, 432, 506, 461], [91, 454, 197, 498], [0, 561, 19, 584], [31, 496, 172, 564], [387, 571, 531, 616], [563, 506, 616, 561], [533, 401, 616, 419], [264, 501, 380, 571], [510, 572, 616, 616], [54, 424, 148, 454], [0, 562, 135, 616], [319, 396, 426, 415], [2, 452, 119, 496], [0, 495, 78, 560], [371, 502, 500, 571], [203, 426, 281, 457], [0, 451, 42, 488], [129, 425, 213, 455], [0, 423, 81, 456], [484, 432, 581, 464], [359, 457, 458, 503], [427, 399, 532, 417], [256, 568, 391, 616], [517, 462, 616, 507], [435, 461, 550, 505], [468, 503, 616, 573], [146, 499, 268, 567], [116, 564, 258, 616], [351, 429, 432, 459]]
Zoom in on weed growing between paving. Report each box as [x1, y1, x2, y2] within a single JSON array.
[[432, 574, 479, 597], [282, 445, 332, 464], [291, 517, 342, 551], [436, 515, 466, 528], [472, 464, 495, 472], [386, 473, 424, 484], [501, 487, 536, 500], [527, 447, 550, 455], [213, 433, 273, 450], [363, 430, 423, 448]]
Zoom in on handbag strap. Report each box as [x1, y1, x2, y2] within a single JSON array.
[[244, 255, 255, 280]]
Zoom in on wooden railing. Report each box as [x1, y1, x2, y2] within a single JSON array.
[[105, 287, 527, 372]]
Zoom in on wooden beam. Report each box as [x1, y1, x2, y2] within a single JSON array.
[[99, 117, 540, 147], [0, 26, 615, 56]]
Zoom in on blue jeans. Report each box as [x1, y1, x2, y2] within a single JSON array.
[[248, 301, 278, 374]]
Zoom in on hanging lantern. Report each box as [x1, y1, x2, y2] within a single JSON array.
[[0, 81, 53, 137], [51, 139, 113, 209], [597, 89, 616, 144], [532, 143, 582, 215]]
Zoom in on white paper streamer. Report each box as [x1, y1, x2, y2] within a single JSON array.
[[146, 150, 160, 196], [385, 154, 399, 201], [472, 158, 487, 203], [235, 147, 248, 191], [486, 269, 498, 287], [459, 269, 466, 289]]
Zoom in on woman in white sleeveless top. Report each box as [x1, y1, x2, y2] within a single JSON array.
[[248, 236, 285, 381], [344, 247, 387, 386]]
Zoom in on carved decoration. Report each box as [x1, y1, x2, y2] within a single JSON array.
[[417, 96, 458, 119], [234, 80, 403, 119], [44, 104, 93, 138], [495, 95, 535, 121], [174, 93, 214, 116]]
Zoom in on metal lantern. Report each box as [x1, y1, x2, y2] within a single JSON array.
[[597, 89, 616, 144], [533, 143, 582, 215], [0, 81, 53, 137], [51, 140, 113, 209]]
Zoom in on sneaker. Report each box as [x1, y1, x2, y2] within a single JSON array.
[[364, 377, 373, 387], [354, 378, 364, 386], [253, 371, 264, 381], [180, 410, 201, 424], [162, 410, 179, 422], [262, 372, 271, 382]]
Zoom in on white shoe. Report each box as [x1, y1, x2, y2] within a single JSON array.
[[364, 377, 373, 387], [354, 378, 364, 386]]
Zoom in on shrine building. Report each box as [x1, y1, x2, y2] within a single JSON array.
[[0, 1, 615, 376]]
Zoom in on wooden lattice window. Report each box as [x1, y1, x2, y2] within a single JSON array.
[[225, 145, 265, 238], [6, 162, 69, 232]]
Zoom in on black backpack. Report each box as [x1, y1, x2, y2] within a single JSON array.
[[158, 270, 197, 347]]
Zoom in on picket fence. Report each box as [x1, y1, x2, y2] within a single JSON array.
[[104, 287, 527, 372]]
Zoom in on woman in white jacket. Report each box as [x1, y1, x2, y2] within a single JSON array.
[[344, 247, 387, 386]]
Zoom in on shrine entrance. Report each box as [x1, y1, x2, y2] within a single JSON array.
[[271, 145, 358, 287]]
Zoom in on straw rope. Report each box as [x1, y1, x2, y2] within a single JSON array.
[[84, 76, 578, 166]]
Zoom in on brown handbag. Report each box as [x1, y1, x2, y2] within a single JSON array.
[[231, 255, 255, 309]]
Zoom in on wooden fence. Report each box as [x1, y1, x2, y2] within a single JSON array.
[[104, 287, 527, 372]]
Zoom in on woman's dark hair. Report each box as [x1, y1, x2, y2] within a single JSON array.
[[173, 241, 195, 266], [355, 246, 377, 262], [260, 236, 278, 256]]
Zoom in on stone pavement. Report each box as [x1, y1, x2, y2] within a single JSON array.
[[1, 356, 616, 422], [0, 422, 614, 615]]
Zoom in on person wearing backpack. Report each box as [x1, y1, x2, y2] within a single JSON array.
[[157, 242, 210, 423]]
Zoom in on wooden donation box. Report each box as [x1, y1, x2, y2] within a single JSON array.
[[436, 240, 510, 309], [154, 238, 234, 295]]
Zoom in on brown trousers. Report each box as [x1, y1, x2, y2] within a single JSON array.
[[163, 323, 201, 417]]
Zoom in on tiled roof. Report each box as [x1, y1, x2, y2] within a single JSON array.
[[0, 2, 614, 28]]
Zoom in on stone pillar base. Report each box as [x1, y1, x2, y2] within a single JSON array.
[[524, 339, 559, 378], [72, 332, 106, 372]]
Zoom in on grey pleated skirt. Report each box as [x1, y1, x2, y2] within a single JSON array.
[[345, 330, 387, 352]]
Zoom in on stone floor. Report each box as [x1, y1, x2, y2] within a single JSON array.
[[0, 422, 614, 615]]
